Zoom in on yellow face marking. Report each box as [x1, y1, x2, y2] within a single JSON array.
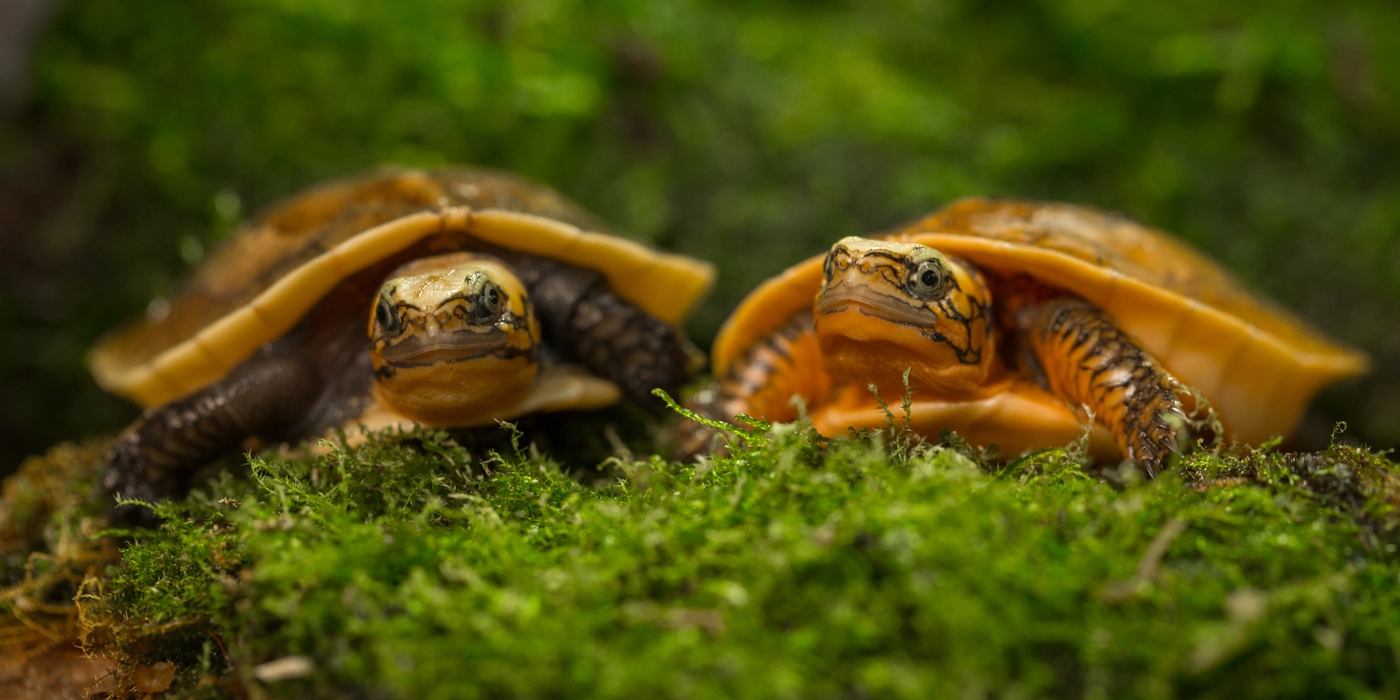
[[813, 236, 998, 399], [369, 252, 542, 425]]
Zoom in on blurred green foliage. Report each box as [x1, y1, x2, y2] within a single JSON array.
[[1, 0, 1398, 472]]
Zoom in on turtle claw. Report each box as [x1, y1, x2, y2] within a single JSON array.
[[1022, 297, 1204, 480]]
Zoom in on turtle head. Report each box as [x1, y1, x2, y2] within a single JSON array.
[[813, 237, 996, 399], [369, 252, 540, 424]]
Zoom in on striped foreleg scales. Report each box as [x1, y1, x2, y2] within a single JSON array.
[[1019, 297, 1196, 478], [674, 312, 829, 459]]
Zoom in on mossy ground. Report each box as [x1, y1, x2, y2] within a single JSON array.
[[3, 1, 1399, 696], [4, 0, 1399, 475], [3, 403, 1399, 699]]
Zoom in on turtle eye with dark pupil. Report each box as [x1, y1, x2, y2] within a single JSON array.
[[908, 261, 946, 300], [375, 298, 399, 334], [472, 282, 503, 324]]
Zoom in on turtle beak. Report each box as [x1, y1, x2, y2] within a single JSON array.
[[816, 283, 940, 328], [816, 260, 937, 328], [815, 266, 866, 315], [379, 327, 511, 365]]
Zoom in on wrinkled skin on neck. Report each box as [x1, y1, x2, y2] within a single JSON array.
[[369, 252, 541, 424], [814, 237, 998, 402]]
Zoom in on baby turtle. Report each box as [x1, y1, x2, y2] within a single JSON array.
[[683, 198, 1367, 475], [92, 168, 714, 515]]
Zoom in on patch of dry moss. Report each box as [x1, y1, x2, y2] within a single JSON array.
[[0, 441, 116, 669]]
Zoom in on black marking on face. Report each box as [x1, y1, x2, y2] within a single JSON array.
[[844, 298, 989, 366], [823, 244, 910, 284], [437, 272, 508, 327], [866, 250, 914, 287], [821, 245, 993, 367], [373, 266, 540, 378], [381, 339, 537, 369]]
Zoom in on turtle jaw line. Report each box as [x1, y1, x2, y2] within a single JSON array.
[[816, 286, 940, 329], [380, 328, 512, 365]]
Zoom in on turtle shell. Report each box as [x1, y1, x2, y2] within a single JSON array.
[[90, 167, 715, 409], [712, 197, 1368, 445]]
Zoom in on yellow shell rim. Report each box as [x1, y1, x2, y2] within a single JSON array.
[[710, 232, 1369, 445], [714, 237, 1368, 378], [90, 206, 716, 408]]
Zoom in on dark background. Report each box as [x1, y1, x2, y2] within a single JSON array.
[[1, 0, 1397, 476]]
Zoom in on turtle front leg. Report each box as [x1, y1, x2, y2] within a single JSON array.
[[511, 257, 694, 407], [1016, 297, 1198, 478], [674, 311, 830, 459], [565, 288, 694, 405], [102, 353, 322, 524]]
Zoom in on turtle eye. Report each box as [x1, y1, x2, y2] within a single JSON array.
[[472, 281, 503, 324], [375, 297, 400, 334], [908, 260, 948, 300]]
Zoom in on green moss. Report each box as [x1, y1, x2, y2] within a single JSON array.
[[83, 414, 1399, 699], [4, 0, 1400, 473], [4, 2, 1399, 695]]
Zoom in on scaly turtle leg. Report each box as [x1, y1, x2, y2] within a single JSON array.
[[566, 288, 692, 405], [102, 353, 322, 524], [1015, 296, 1199, 478], [675, 311, 829, 459], [511, 255, 693, 406]]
